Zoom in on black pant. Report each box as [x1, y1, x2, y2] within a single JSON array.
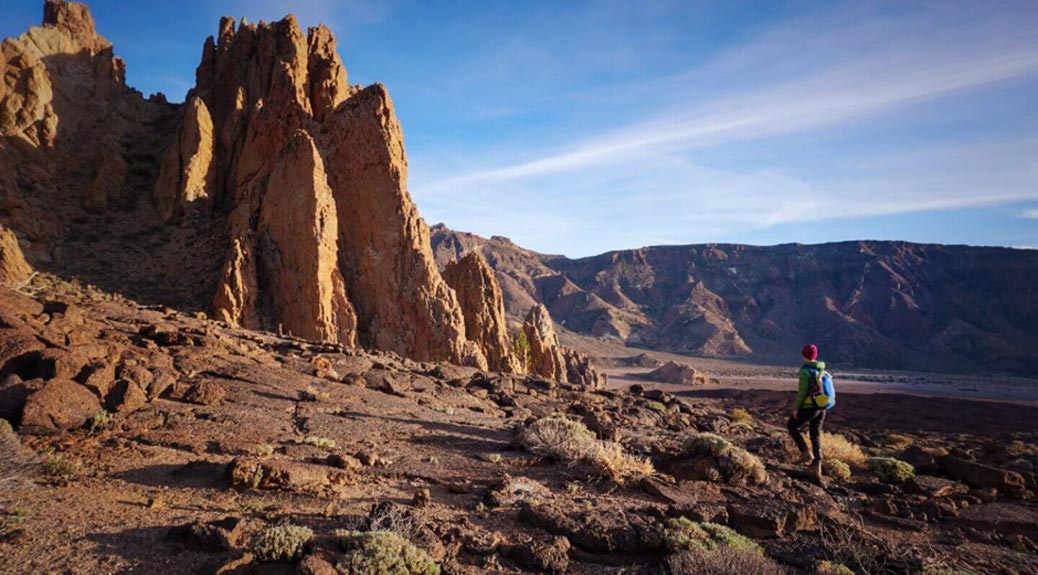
[[787, 408, 825, 462]]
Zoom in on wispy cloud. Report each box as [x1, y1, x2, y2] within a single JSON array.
[[1021, 209, 1038, 219], [409, 1, 1038, 255]]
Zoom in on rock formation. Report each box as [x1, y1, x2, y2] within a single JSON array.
[[646, 361, 706, 386], [153, 97, 215, 221], [146, 14, 483, 366], [0, 226, 32, 287], [522, 304, 568, 382], [521, 304, 603, 387], [442, 252, 521, 373]]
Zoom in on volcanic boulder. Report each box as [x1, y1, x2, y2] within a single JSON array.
[[646, 361, 706, 386]]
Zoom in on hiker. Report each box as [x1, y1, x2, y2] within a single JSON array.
[[788, 343, 836, 483]]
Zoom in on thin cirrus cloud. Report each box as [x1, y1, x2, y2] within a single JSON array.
[[410, 1, 1038, 256], [1021, 210, 1038, 219]]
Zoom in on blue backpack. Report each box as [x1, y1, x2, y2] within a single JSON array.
[[803, 364, 836, 410]]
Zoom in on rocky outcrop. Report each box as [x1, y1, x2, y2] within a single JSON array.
[[159, 15, 483, 365], [0, 226, 32, 287], [646, 361, 706, 386], [442, 252, 520, 373], [562, 348, 605, 389], [521, 304, 602, 386], [153, 97, 215, 221], [522, 305, 567, 382], [0, 0, 126, 147]]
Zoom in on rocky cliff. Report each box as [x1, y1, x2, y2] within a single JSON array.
[[431, 226, 1038, 373], [0, 1, 546, 374]]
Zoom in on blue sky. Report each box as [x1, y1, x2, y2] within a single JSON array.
[[4, 0, 1037, 256]]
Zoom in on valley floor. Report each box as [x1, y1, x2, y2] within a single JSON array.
[[1, 277, 1036, 575]]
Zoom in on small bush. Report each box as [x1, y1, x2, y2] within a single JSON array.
[[335, 530, 439, 575], [519, 415, 597, 462], [253, 523, 314, 562], [821, 433, 867, 467], [88, 411, 112, 432], [300, 436, 336, 449], [42, 456, 79, 483], [816, 561, 855, 575], [666, 547, 787, 575], [1, 423, 36, 486], [883, 433, 914, 448], [823, 460, 851, 481], [662, 518, 762, 554], [518, 415, 653, 485], [730, 408, 753, 424], [253, 444, 275, 457], [644, 400, 668, 413], [585, 441, 655, 485], [683, 433, 768, 486], [867, 457, 915, 484]]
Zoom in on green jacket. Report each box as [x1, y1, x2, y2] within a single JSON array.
[[793, 360, 825, 410]]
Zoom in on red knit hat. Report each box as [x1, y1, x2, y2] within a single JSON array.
[[802, 344, 818, 360]]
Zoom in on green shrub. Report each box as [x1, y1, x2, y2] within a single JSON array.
[[253, 524, 314, 562], [817, 561, 855, 575], [42, 456, 79, 483], [823, 459, 851, 481], [683, 433, 768, 485], [644, 400, 668, 413], [512, 331, 530, 373], [88, 411, 112, 432], [253, 444, 275, 457], [299, 436, 336, 449], [335, 530, 439, 575], [867, 457, 915, 484], [662, 518, 761, 554]]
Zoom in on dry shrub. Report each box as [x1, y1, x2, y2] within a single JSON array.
[[518, 415, 654, 485], [666, 547, 788, 575], [683, 433, 767, 486], [822, 433, 867, 467], [820, 519, 925, 575], [0, 421, 37, 487], [730, 408, 753, 424]]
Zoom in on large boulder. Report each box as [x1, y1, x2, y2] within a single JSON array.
[[938, 455, 1025, 492], [646, 361, 705, 385], [19, 378, 101, 433]]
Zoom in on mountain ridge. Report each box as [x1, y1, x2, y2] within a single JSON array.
[[431, 224, 1038, 373]]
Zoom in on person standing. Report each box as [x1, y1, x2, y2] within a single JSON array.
[[788, 343, 835, 484]]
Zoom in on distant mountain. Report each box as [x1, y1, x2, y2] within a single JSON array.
[[431, 225, 1038, 373]]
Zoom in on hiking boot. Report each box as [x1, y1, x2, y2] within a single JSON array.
[[796, 451, 813, 465], [811, 460, 826, 486]]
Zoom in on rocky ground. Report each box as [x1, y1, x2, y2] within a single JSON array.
[[2, 275, 1037, 575]]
